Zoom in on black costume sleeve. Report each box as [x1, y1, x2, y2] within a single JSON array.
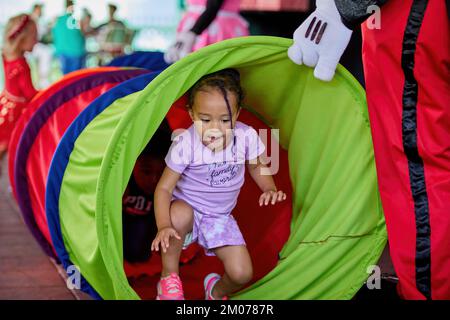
[[334, 0, 389, 29], [446, 0, 450, 20], [190, 0, 225, 35]]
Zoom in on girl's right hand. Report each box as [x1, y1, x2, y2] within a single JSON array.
[[151, 227, 181, 253]]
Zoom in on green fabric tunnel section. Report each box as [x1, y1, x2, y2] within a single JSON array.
[[55, 36, 386, 299]]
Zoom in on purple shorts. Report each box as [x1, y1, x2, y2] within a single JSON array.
[[181, 207, 246, 256]]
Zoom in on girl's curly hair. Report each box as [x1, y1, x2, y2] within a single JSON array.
[[188, 68, 244, 109], [188, 68, 244, 135]]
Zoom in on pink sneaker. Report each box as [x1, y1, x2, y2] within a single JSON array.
[[204, 273, 228, 300], [156, 273, 185, 300]]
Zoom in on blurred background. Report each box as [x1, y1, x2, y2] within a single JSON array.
[[0, 0, 183, 88], [1, 0, 369, 91]]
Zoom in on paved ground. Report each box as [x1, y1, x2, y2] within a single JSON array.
[[0, 157, 83, 300]]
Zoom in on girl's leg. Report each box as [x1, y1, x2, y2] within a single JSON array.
[[211, 245, 253, 299], [160, 199, 194, 277]]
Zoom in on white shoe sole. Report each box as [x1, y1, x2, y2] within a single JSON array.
[[204, 273, 221, 300]]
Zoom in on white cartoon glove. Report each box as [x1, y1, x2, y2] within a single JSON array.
[[288, 0, 352, 81], [164, 31, 197, 64]]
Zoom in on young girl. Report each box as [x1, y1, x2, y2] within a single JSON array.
[[0, 14, 38, 164], [151, 69, 286, 300]]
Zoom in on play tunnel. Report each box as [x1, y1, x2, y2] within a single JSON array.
[[8, 66, 121, 201], [7, 52, 169, 260], [39, 36, 387, 299], [9, 68, 149, 259], [107, 51, 169, 70]]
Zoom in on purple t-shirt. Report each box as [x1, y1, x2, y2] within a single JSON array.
[[165, 121, 265, 215]]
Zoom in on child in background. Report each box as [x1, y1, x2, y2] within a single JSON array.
[[123, 121, 172, 263], [123, 120, 200, 265], [151, 69, 286, 300], [0, 14, 38, 166]]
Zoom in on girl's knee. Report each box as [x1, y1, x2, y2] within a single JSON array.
[[227, 264, 253, 286], [169, 200, 193, 233]]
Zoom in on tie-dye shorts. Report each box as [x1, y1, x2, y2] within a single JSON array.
[[183, 208, 246, 256]]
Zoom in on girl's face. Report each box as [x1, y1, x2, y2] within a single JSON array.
[[189, 88, 240, 152]]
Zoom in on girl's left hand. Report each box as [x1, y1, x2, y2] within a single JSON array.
[[259, 190, 287, 206]]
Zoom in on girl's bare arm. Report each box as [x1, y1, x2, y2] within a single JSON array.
[[247, 156, 287, 206], [154, 166, 182, 230], [247, 156, 277, 192]]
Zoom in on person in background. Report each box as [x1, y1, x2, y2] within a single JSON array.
[[96, 3, 134, 62], [164, 0, 249, 63], [30, 3, 53, 88], [80, 8, 96, 37], [52, 0, 86, 74], [123, 120, 174, 263], [0, 14, 38, 171]]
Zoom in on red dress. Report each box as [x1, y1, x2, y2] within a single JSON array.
[[0, 56, 38, 151]]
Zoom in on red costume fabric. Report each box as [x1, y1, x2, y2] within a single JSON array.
[[362, 0, 450, 299]]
